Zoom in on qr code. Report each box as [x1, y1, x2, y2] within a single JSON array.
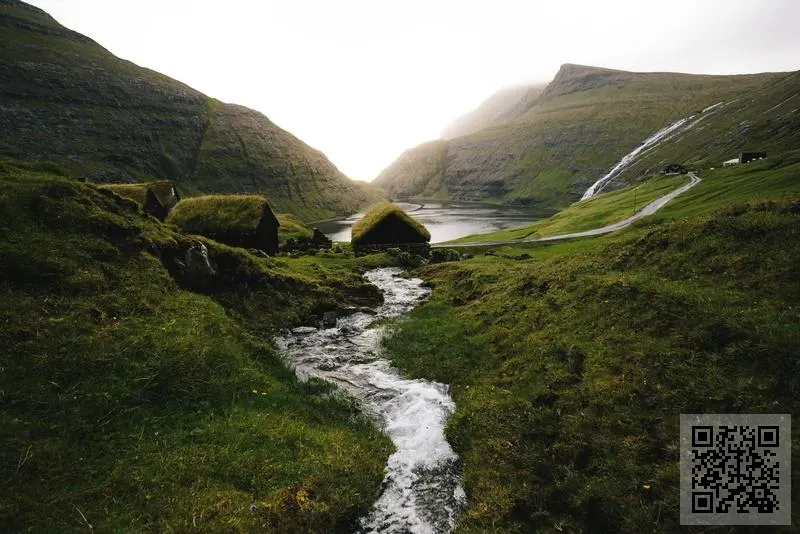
[[680, 414, 791, 525]]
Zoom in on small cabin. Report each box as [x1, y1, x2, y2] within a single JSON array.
[[662, 163, 687, 175], [98, 180, 181, 221], [166, 195, 280, 254], [740, 151, 766, 164], [723, 158, 739, 167], [351, 201, 430, 253]]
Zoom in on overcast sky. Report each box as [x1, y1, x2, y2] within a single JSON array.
[[26, 0, 800, 181]]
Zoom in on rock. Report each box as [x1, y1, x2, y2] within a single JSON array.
[[291, 326, 317, 335], [185, 243, 215, 277], [322, 311, 337, 328], [247, 248, 270, 258]]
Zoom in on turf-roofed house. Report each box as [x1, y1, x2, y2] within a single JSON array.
[[97, 180, 180, 221], [351, 201, 430, 253], [166, 195, 280, 254]]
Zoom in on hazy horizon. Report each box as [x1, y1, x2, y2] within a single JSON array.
[[25, 0, 800, 182]]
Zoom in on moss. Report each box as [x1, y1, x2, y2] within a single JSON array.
[[277, 213, 314, 243], [97, 183, 150, 206], [351, 201, 430, 246], [167, 194, 276, 235]]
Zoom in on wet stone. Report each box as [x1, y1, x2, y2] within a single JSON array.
[[291, 326, 317, 335]]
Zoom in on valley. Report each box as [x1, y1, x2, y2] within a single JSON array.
[[2, 0, 799, 532]]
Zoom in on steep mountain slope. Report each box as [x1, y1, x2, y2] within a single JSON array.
[[375, 64, 798, 209], [440, 84, 545, 139], [607, 69, 800, 188], [0, 0, 382, 220]]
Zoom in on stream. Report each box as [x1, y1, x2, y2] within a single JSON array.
[[275, 268, 465, 533]]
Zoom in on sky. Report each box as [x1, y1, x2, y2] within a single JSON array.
[[26, 0, 800, 181]]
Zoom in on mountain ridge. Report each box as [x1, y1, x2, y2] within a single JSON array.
[[374, 63, 797, 208], [0, 0, 383, 220]]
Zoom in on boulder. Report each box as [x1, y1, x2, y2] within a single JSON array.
[[322, 311, 337, 328], [292, 326, 318, 335], [185, 243, 215, 277]]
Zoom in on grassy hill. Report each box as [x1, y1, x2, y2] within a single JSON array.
[[0, 0, 383, 220], [379, 157, 800, 532], [374, 64, 798, 210], [0, 159, 398, 531], [450, 149, 800, 243]]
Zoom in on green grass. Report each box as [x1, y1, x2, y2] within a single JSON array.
[[277, 213, 314, 244], [166, 195, 273, 235], [97, 183, 151, 206], [0, 168, 395, 532], [380, 194, 800, 531], [451, 174, 686, 243], [378, 156, 800, 531], [652, 150, 800, 221]]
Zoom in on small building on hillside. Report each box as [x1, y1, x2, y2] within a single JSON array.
[[98, 180, 181, 221], [351, 201, 430, 253], [740, 151, 767, 164], [166, 195, 280, 254], [662, 163, 687, 174], [723, 158, 740, 167]]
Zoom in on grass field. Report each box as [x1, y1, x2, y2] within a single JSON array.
[[378, 157, 800, 532], [450, 174, 687, 243], [0, 164, 396, 532]]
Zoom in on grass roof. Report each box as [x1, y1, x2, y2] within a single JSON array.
[[276, 213, 313, 242], [166, 195, 276, 235], [351, 201, 430, 244], [148, 180, 178, 206], [98, 183, 150, 207]]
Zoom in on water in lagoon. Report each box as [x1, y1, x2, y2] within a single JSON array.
[[275, 268, 465, 533], [315, 201, 552, 243]]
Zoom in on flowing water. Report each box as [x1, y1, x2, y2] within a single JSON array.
[[275, 268, 465, 533], [581, 101, 726, 200]]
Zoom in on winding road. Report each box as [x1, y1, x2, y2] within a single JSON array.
[[434, 173, 701, 248]]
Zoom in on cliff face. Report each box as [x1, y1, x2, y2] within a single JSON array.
[[0, 0, 382, 220], [376, 63, 797, 208]]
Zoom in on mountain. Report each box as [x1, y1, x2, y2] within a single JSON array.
[[440, 84, 545, 139], [0, 0, 383, 220], [375, 63, 799, 209]]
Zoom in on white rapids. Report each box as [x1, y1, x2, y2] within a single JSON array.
[[581, 101, 725, 200], [275, 268, 466, 533]]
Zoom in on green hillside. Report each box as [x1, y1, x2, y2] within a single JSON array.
[[379, 158, 800, 532], [450, 149, 800, 243], [374, 64, 798, 209], [0, 160, 397, 532], [0, 0, 383, 220], [611, 70, 800, 187]]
